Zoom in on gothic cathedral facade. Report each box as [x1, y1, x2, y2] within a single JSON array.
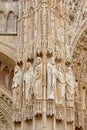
[[0, 0, 87, 130]]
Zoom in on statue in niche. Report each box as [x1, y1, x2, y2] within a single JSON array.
[[12, 65, 22, 108], [56, 70, 65, 105], [47, 57, 57, 100], [47, 57, 65, 105], [23, 61, 33, 105], [34, 57, 43, 99], [65, 65, 75, 107]]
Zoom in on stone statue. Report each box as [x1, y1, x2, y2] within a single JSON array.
[[34, 57, 43, 99], [56, 70, 65, 105], [47, 57, 57, 100], [12, 65, 22, 108], [47, 57, 65, 104], [23, 61, 33, 105], [65, 66, 75, 107]]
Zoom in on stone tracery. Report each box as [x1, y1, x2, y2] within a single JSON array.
[[0, 61, 14, 130], [72, 28, 87, 130], [12, 1, 87, 130], [0, 0, 86, 130]]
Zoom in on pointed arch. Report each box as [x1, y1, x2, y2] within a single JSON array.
[[7, 11, 16, 32], [0, 11, 5, 32]]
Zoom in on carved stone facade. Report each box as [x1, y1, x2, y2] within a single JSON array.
[[0, 0, 19, 130], [12, 0, 87, 130], [0, 0, 87, 130]]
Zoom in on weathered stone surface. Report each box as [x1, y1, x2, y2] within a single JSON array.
[[0, 0, 87, 130]]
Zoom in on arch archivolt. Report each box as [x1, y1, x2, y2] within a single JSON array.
[[72, 27, 87, 81], [72, 26, 87, 116], [0, 85, 13, 130], [70, 18, 87, 57], [0, 45, 15, 130]]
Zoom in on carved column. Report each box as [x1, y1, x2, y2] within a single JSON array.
[[12, 0, 77, 130]]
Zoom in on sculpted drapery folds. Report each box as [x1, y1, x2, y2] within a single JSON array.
[[65, 65, 75, 107], [23, 61, 33, 105], [56, 70, 65, 105], [12, 65, 22, 108], [47, 57, 65, 105], [34, 57, 43, 99], [47, 57, 56, 100], [75, 80, 80, 102]]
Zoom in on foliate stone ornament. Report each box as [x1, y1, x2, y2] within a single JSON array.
[[24, 105, 33, 120], [27, 54, 34, 63], [12, 0, 87, 129], [17, 46, 23, 66], [66, 107, 74, 123], [17, 60, 23, 68], [55, 45, 63, 63], [33, 57, 43, 99], [13, 108, 22, 123], [47, 48, 53, 58], [12, 65, 22, 108], [55, 105, 65, 121], [55, 54, 62, 63], [46, 100, 55, 117], [34, 99, 42, 116], [36, 48, 43, 58], [23, 61, 33, 105]]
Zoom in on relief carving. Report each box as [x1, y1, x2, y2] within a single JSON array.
[[12, 65, 22, 108], [47, 57, 65, 105], [66, 65, 75, 107], [23, 61, 33, 105], [65, 64, 75, 123], [47, 57, 56, 100], [33, 57, 43, 99]]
